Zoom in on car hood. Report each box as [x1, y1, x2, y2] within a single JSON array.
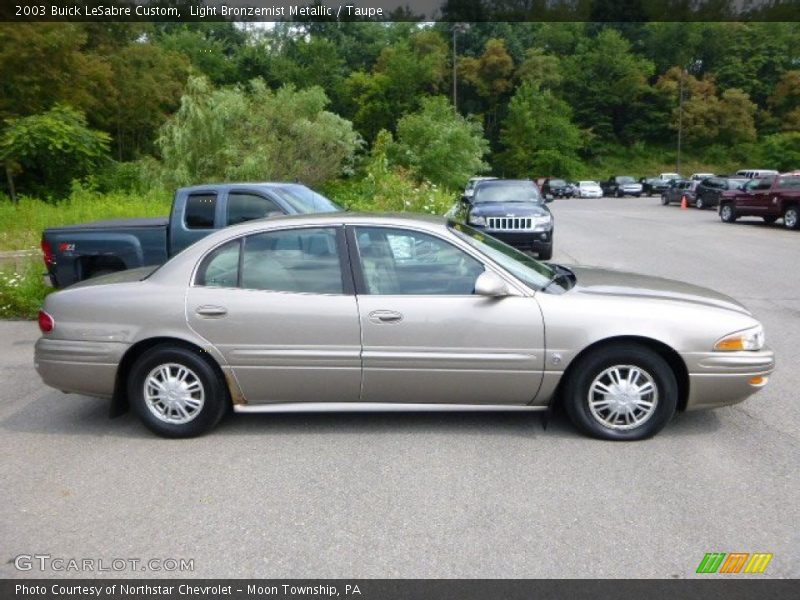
[[470, 202, 550, 217], [66, 266, 159, 289], [566, 266, 750, 314]]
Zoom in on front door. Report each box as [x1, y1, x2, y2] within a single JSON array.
[[349, 226, 545, 405], [186, 226, 361, 404]]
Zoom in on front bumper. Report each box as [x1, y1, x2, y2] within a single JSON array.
[[35, 337, 127, 399], [683, 349, 775, 410], [480, 228, 553, 251]]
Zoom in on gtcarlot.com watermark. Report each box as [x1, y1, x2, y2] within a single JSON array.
[[13, 554, 194, 573]]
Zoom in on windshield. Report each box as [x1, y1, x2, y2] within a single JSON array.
[[448, 221, 562, 291], [272, 185, 342, 213], [617, 176, 635, 184], [579, 181, 598, 187], [550, 179, 567, 186], [473, 182, 543, 204]]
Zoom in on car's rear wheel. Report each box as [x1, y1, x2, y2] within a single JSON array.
[[695, 196, 706, 210], [128, 345, 228, 438], [784, 205, 799, 229], [661, 194, 669, 205], [720, 203, 737, 223], [563, 344, 678, 441]]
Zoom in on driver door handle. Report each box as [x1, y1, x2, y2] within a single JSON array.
[[368, 310, 403, 324], [195, 305, 228, 317]]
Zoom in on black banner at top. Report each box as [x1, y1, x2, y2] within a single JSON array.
[[2, 0, 800, 22]]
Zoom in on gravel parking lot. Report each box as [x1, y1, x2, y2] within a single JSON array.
[[1, 197, 798, 579]]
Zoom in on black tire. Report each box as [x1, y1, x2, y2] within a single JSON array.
[[634, 194, 641, 198], [661, 194, 669, 205], [562, 344, 678, 441], [763, 216, 778, 225], [616, 189, 623, 198], [127, 345, 229, 438], [538, 243, 553, 261], [695, 196, 706, 210], [720, 203, 737, 223], [784, 205, 800, 229]]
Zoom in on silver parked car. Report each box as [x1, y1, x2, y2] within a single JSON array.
[[35, 214, 774, 440]]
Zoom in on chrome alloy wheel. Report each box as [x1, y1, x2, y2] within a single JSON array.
[[143, 363, 205, 424], [587, 365, 659, 431]]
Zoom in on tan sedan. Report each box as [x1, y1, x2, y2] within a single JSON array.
[[34, 214, 774, 440]]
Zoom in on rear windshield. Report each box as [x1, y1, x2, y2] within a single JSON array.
[[474, 182, 543, 204]]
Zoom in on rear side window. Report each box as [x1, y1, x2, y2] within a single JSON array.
[[241, 228, 343, 294], [196, 239, 240, 288], [185, 193, 217, 229], [778, 176, 800, 189], [226, 193, 283, 225]]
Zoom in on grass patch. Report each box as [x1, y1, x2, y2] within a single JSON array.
[[0, 186, 172, 251], [0, 259, 52, 319]]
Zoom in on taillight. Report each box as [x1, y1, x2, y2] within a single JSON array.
[[41, 240, 55, 266], [38, 310, 54, 333]]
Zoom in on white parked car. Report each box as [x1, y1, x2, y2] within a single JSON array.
[[576, 181, 603, 198]]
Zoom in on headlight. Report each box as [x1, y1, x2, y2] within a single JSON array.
[[468, 214, 486, 226], [714, 326, 765, 351]]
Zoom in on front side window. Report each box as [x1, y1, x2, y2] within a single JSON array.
[[185, 193, 217, 229], [354, 227, 484, 295], [226, 193, 283, 225], [241, 228, 343, 294]]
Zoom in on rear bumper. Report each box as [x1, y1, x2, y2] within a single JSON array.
[[683, 349, 775, 410], [34, 338, 127, 398]]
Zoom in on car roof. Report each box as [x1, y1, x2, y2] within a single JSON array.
[[178, 182, 307, 193]]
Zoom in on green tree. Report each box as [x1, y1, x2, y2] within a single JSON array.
[[767, 70, 800, 132], [565, 28, 655, 143], [1, 105, 111, 200], [157, 77, 360, 188], [760, 132, 800, 171], [393, 96, 489, 189], [498, 83, 582, 177]]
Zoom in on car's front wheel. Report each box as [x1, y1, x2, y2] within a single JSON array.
[[128, 345, 229, 438], [562, 344, 678, 441], [661, 194, 669, 205], [720, 203, 737, 223], [538, 243, 553, 261], [784, 205, 800, 229]]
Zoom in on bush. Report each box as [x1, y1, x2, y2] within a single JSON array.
[[0, 259, 51, 319]]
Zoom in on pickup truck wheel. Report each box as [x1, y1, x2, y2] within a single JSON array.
[[563, 344, 677, 441], [720, 203, 737, 223], [784, 206, 800, 229], [128, 345, 228, 438]]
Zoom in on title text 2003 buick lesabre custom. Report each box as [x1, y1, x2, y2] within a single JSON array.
[[34, 214, 774, 440]]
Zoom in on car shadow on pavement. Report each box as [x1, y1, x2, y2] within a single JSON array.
[[2, 390, 723, 441]]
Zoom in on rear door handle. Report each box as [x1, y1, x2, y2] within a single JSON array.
[[195, 305, 228, 317], [368, 310, 403, 324]]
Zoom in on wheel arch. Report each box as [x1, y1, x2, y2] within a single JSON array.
[[111, 336, 237, 415], [552, 335, 690, 412]]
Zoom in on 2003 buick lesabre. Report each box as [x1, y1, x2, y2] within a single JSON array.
[[34, 214, 775, 440]]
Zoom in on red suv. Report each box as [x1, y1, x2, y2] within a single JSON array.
[[719, 174, 800, 229]]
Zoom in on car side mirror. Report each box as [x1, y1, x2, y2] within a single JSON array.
[[460, 195, 471, 204], [474, 271, 510, 297]]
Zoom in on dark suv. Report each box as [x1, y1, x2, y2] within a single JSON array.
[[693, 176, 747, 210], [453, 179, 554, 259], [541, 178, 573, 198]]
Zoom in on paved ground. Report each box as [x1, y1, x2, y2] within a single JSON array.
[[1, 197, 798, 579]]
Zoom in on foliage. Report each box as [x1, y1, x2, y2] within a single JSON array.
[[323, 131, 457, 216], [157, 77, 361, 188], [759, 132, 800, 172], [0, 185, 171, 251], [0, 105, 111, 199], [0, 259, 52, 319], [498, 83, 583, 177], [392, 97, 489, 190]]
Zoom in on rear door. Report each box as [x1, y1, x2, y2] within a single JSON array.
[[186, 226, 361, 404], [348, 225, 545, 406]]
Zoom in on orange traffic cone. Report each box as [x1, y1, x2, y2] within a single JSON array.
[[680, 195, 688, 210]]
